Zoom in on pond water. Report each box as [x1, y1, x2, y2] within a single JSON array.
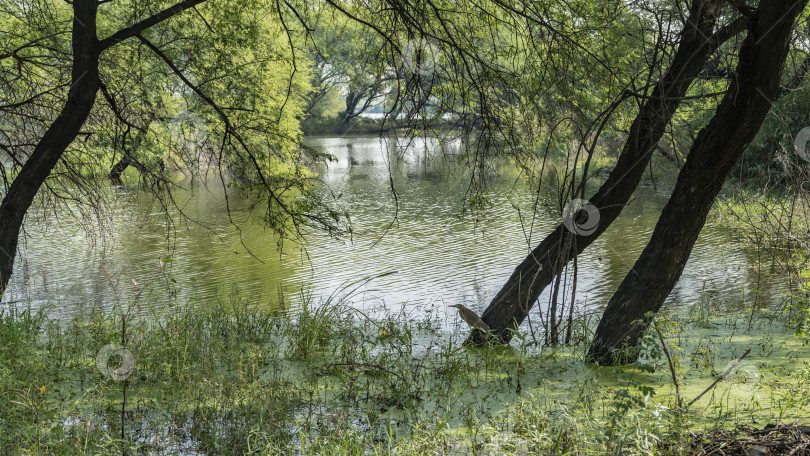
[[2, 135, 790, 328]]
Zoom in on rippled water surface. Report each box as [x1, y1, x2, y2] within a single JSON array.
[[3, 136, 789, 327]]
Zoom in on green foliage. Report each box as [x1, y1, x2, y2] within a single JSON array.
[[303, 10, 390, 132], [737, 65, 810, 182], [2, 287, 810, 454], [1, 0, 348, 244], [787, 252, 810, 338], [292, 292, 346, 359]]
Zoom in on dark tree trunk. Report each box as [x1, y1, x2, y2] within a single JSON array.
[[108, 155, 149, 186], [588, 0, 807, 365], [337, 91, 362, 134], [0, 0, 99, 291], [468, 2, 744, 345], [108, 127, 150, 185], [109, 156, 134, 186]]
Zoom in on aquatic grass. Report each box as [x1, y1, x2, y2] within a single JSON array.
[[1, 286, 810, 454], [291, 289, 346, 360], [290, 273, 396, 360]]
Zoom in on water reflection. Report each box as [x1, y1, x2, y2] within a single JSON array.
[[3, 135, 789, 328]]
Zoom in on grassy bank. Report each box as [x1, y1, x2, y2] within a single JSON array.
[[1, 285, 810, 455]]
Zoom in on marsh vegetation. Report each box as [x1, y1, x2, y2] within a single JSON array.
[[4, 0, 810, 454], [2, 283, 810, 454]]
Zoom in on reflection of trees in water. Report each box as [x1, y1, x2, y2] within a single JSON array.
[[5, 136, 792, 328]]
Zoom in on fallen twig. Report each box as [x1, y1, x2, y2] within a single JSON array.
[[654, 324, 681, 409], [687, 348, 751, 408]]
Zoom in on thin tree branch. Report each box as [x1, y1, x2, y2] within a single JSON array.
[[98, 0, 209, 51]]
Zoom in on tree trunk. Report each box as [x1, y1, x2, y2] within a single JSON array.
[[337, 91, 362, 134], [468, 2, 744, 344], [109, 156, 135, 186], [0, 0, 99, 291], [109, 126, 145, 185], [108, 155, 153, 186], [588, 0, 807, 365]]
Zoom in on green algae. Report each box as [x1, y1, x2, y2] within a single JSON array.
[[1, 290, 809, 455]]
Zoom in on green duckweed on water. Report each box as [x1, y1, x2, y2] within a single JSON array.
[[1, 282, 809, 455]]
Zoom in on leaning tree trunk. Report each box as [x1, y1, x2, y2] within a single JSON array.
[[467, 1, 745, 344], [0, 0, 99, 291], [337, 91, 362, 134], [108, 132, 150, 186], [588, 0, 807, 365], [108, 155, 147, 186], [109, 126, 147, 185]]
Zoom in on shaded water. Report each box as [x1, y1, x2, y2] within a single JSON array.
[[2, 136, 789, 327]]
